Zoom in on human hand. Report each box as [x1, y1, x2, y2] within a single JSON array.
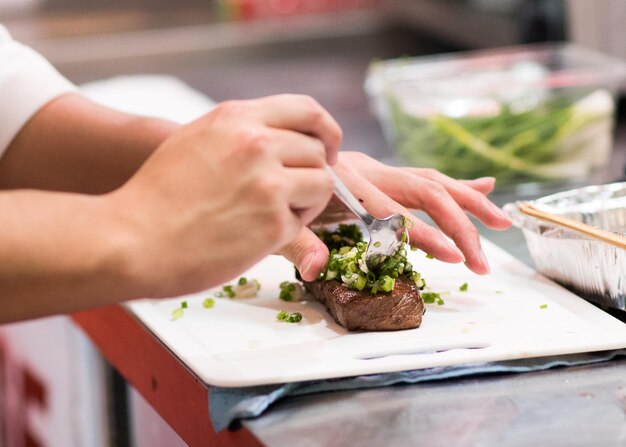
[[109, 95, 342, 297], [279, 151, 512, 280]]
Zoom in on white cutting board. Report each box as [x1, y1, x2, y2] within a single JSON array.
[[127, 238, 626, 387]]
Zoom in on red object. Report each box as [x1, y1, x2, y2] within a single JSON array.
[[228, 0, 381, 20], [72, 305, 264, 447]]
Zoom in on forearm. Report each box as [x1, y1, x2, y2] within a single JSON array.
[[0, 93, 179, 193], [0, 189, 143, 323]]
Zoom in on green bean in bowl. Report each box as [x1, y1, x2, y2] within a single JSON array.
[[365, 44, 626, 187]]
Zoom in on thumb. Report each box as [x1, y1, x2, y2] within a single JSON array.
[[278, 227, 329, 281]]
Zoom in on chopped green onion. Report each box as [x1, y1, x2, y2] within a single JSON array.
[[378, 275, 395, 292], [172, 307, 184, 321], [459, 282, 469, 292], [422, 292, 445, 305], [314, 223, 426, 294], [279, 281, 305, 302], [203, 298, 215, 309], [373, 241, 381, 248], [495, 290, 503, 295], [288, 312, 303, 323], [425, 253, 434, 259], [216, 278, 261, 299], [540, 304, 548, 309], [181, 300, 188, 309], [353, 275, 367, 291], [276, 310, 302, 323]]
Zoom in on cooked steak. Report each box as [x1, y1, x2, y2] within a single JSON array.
[[304, 277, 424, 331]]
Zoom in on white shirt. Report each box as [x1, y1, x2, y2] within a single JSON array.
[[0, 25, 76, 158]]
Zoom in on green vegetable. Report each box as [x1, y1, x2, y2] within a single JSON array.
[[279, 281, 305, 302], [459, 282, 468, 292], [203, 298, 215, 309], [422, 292, 445, 305], [217, 278, 261, 299], [289, 312, 303, 323], [172, 307, 184, 321], [276, 310, 303, 323], [316, 224, 364, 251], [315, 224, 426, 295], [386, 89, 614, 185], [425, 253, 434, 259], [181, 300, 188, 309], [540, 304, 548, 309]]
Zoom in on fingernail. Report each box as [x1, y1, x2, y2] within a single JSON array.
[[444, 238, 465, 262], [490, 202, 510, 220], [479, 249, 490, 274], [301, 251, 317, 278]]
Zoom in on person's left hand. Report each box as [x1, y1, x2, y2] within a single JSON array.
[[279, 151, 512, 280]]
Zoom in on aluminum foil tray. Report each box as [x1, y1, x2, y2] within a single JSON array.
[[504, 182, 626, 310]]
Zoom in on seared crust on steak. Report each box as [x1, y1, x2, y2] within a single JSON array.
[[304, 277, 424, 331]]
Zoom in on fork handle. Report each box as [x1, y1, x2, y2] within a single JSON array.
[[326, 165, 374, 226]]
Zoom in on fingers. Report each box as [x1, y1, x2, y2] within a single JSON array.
[[278, 227, 330, 281], [411, 170, 511, 230], [253, 95, 342, 165], [272, 129, 326, 168], [410, 186, 490, 274], [284, 168, 333, 223], [336, 174, 466, 264], [357, 169, 493, 273], [460, 177, 496, 195]]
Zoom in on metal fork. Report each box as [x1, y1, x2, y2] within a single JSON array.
[[326, 166, 407, 268]]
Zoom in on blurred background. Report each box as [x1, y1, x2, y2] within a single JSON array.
[[1, 0, 624, 158], [0, 1, 624, 446]]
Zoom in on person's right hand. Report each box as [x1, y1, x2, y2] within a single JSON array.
[[107, 95, 342, 298]]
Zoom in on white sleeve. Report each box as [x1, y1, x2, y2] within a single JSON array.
[[0, 25, 77, 158]]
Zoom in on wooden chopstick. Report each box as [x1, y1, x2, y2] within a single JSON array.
[[518, 202, 626, 250]]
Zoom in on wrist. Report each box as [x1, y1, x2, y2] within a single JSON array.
[[95, 191, 155, 301]]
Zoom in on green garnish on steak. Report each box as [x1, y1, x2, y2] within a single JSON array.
[[316, 224, 425, 294]]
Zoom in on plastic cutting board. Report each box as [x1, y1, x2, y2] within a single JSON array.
[[127, 238, 626, 387]]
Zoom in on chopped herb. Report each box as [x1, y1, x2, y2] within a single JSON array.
[[540, 304, 548, 309], [314, 223, 425, 294], [402, 216, 415, 229], [425, 253, 434, 259], [172, 307, 184, 321], [289, 312, 303, 323], [276, 310, 303, 323], [217, 278, 261, 299], [181, 300, 188, 309], [459, 282, 468, 292], [373, 241, 382, 248], [279, 281, 305, 302], [495, 290, 503, 295], [203, 298, 215, 309], [422, 292, 445, 305]]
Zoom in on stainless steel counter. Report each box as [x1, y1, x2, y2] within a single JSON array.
[[246, 360, 626, 447]]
